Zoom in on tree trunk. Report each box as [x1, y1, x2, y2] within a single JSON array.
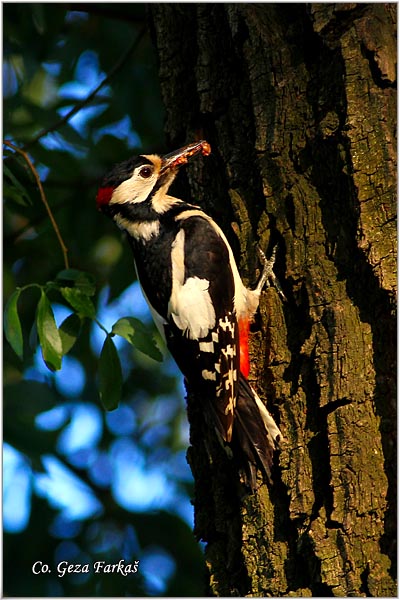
[[149, 4, 396, 596]]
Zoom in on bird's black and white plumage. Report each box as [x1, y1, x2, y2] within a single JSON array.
[[96, 141, 281, 489]]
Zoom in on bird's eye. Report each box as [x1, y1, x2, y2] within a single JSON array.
[[139, 166, 153, 179]]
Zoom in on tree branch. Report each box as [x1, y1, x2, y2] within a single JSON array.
[[4, 140, 70, 269]]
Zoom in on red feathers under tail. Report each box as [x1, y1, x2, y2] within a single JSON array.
[[238, 318, 250, 378]]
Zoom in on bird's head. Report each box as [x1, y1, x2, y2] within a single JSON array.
[[96, 140, 211, 216]]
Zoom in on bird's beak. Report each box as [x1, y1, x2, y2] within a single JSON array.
[[160, 140, 211, 174]]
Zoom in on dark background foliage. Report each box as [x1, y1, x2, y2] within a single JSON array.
[[3, 4, 205, 596]]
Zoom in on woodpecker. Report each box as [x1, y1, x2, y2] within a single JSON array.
[[96, 140, 281, 490]]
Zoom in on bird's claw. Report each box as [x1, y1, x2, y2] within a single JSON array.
[[256, 244, 286, 301]]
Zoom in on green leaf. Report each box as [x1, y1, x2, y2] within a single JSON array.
[[29, 318, 38, 351], [112, 316, 163, 362], [98, 335, 122, 411], [59, 287, 96, 319], [56, 269, 96, 296], [36, 290, 62, 371], [59, 313, 81, 355], [4, 289, 23, 358]]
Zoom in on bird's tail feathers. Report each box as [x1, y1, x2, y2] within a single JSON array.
[[233, 375, 281, 490]]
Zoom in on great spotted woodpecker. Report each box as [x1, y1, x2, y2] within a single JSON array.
[[96, 140, 281, 489]]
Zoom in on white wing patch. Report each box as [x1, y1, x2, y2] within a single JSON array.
[[168, 229, 216, 340], [170, 276, 216, 339], [175, 209, 249, 319]]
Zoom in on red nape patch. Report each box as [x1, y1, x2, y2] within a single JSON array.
[[96, 186, 114, 209], [238, 318, 250, 378]]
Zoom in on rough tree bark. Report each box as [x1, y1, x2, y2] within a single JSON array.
[[150, 4, 396, 596]]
